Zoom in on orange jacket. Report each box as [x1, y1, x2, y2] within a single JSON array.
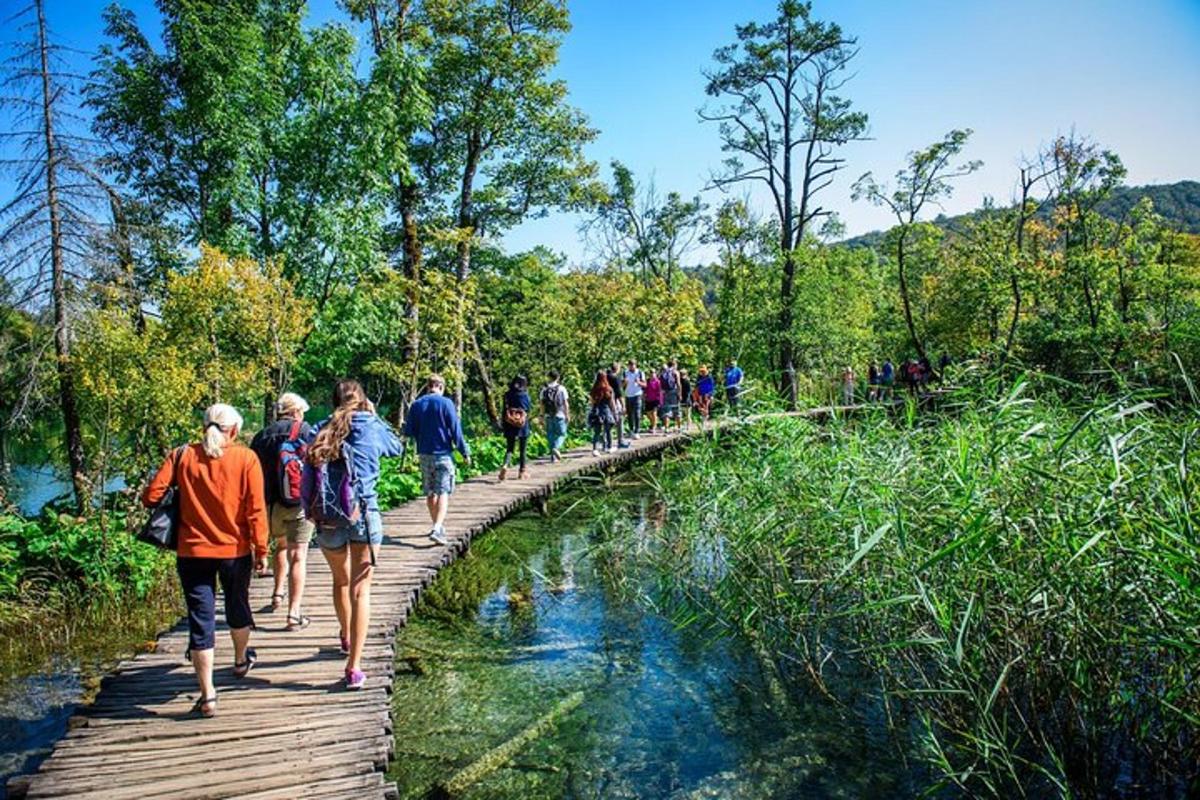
[[143, 442, 268, 560]]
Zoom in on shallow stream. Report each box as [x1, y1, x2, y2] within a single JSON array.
[[388, 487, 923, 799]]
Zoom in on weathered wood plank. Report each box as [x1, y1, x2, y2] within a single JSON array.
[[10, 425, 729, 799]]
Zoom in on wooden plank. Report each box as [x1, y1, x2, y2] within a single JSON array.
[[9, 425, 729, 799]]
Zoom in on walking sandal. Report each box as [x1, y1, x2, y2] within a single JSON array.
[[232, 648, 257, 678], [192, 695, 217, 718], [285, 615, 310, 632]]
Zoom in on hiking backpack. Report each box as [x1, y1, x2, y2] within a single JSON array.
[[661, 369, 678, 392], [301, 442, 362, 530], [540, 385, 561, 415], [277, 420, 306, 507]]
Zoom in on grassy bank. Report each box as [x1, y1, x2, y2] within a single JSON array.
[[0, 427, 587, 683], [618, 376, 1199, 797], [0, 511, 182, 684]]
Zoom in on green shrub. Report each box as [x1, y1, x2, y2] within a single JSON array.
[[0, 512, 172, 603]]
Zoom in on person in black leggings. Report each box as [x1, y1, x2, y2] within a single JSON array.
[[499, 375, 531, 480]]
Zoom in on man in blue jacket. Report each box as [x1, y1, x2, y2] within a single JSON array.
[[405, 374, 471, 545], [724, 359, 744, 412]]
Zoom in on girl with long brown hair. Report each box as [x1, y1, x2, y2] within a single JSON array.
[[588, 370, 618, 455], [306, 380, 403, 690]]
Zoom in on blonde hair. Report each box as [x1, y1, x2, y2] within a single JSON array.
[[426, 374, 445, 392], [275, 392, 310, 418], [203, 404, 243, 459]]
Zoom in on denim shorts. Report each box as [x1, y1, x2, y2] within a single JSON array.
[[317, 509, 383, 550], [419, 454, 456, 496]]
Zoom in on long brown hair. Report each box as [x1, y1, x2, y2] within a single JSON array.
[[308, 380, 371, 465], [590, 371, 612, 405]]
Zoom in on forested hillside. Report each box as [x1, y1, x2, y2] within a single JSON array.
[[844, 179, 1200, 250]]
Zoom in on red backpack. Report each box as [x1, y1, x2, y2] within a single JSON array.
[[278, 420, 307, 506]]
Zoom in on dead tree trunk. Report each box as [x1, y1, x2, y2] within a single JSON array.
[[37, 0, 87, 512]]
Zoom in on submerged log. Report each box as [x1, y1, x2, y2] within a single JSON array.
[[430, 691, 585, 798], [402, 641, 595, 662]]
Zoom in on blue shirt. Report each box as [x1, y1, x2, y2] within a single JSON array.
[[310, 412, 404, 512], [697, 375, 715, 396], [405, 393, 470, 458], [724, 366, 744, 388]]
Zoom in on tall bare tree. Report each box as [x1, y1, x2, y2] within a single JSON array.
[[701, 0, 867, 408], [0, 0, 105, 510]]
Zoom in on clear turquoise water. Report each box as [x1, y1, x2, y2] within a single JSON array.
[[388, 493, 923, 799]]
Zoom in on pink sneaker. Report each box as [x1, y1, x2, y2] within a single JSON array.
[[345, 668, 366, 690]]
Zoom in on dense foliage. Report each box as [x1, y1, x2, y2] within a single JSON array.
[[0, 2, 1198, 791], [630, 378, 1199, 797]]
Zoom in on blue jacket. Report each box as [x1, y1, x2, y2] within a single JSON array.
[[697, 374, 715, 396], [405, 393, 470, 458], [309, 412, 404, 513], [724, 366, 744, 388]]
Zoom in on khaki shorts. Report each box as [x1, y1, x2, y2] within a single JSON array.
[[269, 503, 315, 545]]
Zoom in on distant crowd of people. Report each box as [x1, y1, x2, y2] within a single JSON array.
[[839, 354, 950, 405], [142, 360, 748, 715], [499, 358, 746, 475]]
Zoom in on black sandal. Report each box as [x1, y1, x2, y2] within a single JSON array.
[[285, 614, 310, 632], [233, 648, 257, 678], [192, 695, 217, 718], [270, 593, 285, 612]]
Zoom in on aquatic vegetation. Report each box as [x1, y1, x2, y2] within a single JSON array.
[[632, 374, 1200, 797], [389, 508, 918, 799]]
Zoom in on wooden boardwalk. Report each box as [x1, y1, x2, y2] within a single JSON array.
[[9, 427, 711, 800]]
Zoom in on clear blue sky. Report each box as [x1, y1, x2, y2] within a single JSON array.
[[16, 0, 1200, 265]]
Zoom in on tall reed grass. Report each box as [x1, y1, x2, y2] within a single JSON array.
[[628, 373, 1199, 797]]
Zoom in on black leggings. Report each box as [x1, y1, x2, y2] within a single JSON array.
[[504, 432, 528, 468], [177, 554, 254, 651]]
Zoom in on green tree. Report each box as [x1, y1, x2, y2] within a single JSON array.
[[702, 0, 868, 407], [0, 289, 46, 472], [91, 0, 397, 292], [706, 199, 779, 379], [853, 129, 981, 361], [583, 160, 707, 285], [410, 0, 600, 411]]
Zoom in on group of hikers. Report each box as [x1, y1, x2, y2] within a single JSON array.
[[498, 359, 746, 475], [838, 354, 949, 405], [142, 360, 746, 716]]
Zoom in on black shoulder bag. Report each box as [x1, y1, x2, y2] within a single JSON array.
[[136, 446, 187, 551]]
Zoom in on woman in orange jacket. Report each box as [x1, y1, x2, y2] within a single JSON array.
[[143, 403, 269, 717]]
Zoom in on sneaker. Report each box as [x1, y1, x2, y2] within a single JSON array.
[[619, 441, 631, 449], [552, 449, 562, 462], [429, 527, 448, 546], [498, 466, 508, 481], [632, 433, 641, 440], [345, 668, 366, 690], [339, 635, 350, 656], [591, 449, 600, 457], [606, 446, 616, 454], [518, 467, 527, 479]]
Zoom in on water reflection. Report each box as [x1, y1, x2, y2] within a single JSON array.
[[0, 671, 83, 799]]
